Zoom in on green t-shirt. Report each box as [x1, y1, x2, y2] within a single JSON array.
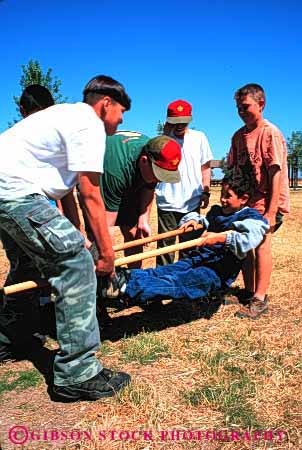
[[101, 131, 150, 211]]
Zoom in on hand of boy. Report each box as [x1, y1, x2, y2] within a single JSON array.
[[179, 219, 200, 231], [197, 231, 227, 247]]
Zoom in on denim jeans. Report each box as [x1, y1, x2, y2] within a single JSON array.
[[126, 257, 222, 302], [0, 194, 102, 386]]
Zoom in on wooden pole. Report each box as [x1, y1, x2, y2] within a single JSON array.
[[113, 224, 203, 251], [114, 236, 204, 267], [1, 236, 204, 295], [0, 279, 49, 296]]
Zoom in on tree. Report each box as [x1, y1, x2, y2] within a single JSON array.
[[10, 59, 67, 124], [287, 131, 302, 189], [287, 131, 302, 162], [156, 120, 164, 135]]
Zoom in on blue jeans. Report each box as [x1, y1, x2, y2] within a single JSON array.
[[126, 257, 222, 302], [0, 194, 102, 386]]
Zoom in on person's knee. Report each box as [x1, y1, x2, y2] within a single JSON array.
[[256, 233, 272, 256]]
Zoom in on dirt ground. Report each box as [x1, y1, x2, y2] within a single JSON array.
[[0, 188, 301, 450]]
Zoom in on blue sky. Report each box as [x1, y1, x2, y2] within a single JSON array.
[[1, 0, 301, 176]]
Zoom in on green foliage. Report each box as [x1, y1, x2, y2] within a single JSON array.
[[10, 59, 67, 124], [0, 369, 42, 395], [287, 131, 302, 171], [156, 120, 164, 135], [287, 131, 302, 158]]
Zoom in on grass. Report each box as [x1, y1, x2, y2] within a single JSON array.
[[0, 187, 301, 449], [0, 368, 42, 395], [120, 332, 171, 365], [119, 380, 153, 407], [197, 381, 258, 429], [183, 348, 261, 429], [97, 340, 116, 357]]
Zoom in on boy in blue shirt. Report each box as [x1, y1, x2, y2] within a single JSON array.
[[104, 172, 270, 318]]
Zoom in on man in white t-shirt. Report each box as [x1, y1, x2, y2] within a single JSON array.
[[155, 99, 213, 266], [0, 75, 132, 402]]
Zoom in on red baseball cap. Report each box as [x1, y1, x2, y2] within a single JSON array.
[[166, 99, 192, 124], [143, 136, 181, 183]]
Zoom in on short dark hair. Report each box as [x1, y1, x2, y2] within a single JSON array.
[[222, 169, 255, 199], [83, 75, 131, 111], [234, 83, 266, 105], [20, 84, 55, 114]]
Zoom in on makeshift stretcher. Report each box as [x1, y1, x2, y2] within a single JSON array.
[[113, 223, 203, 251], [0, 225, 204, 300]]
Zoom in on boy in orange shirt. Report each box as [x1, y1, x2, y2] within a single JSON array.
[[227, 83, 290, 319]]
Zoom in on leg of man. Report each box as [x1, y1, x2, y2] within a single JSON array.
[[235, 232, 272, 320], [0, 194, 102, 386], [119, 225, 143, 269], [156, 209, 201, 266], [126, 257, 221, 302], [241, 250, 256, 293], [156, 209, 179, 266], [255, 232, 272, 299], [0, 230, 42, 346]]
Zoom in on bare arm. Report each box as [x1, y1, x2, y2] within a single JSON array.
[[79, 172, 114, 277], [136, 187, 155, 238], [265, 165, 281, 230], [105, 210, 118, 243], [200, 161, 211, 208], [105, 210, 118, 228]]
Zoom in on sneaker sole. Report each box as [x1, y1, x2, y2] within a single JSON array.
[[235, 308, 268, 320]]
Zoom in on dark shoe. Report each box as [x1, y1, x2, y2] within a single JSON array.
[[51, 368, 131, 402], [224, 289, 254, 306], [238, 289, 255, 304], [100, 268, 130, 300], [0, 344, 14, 362], [0, 338, 43, 363], [235, 295, 269, 320]]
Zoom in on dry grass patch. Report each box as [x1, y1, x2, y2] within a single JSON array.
[[0, 188, 302, 449]]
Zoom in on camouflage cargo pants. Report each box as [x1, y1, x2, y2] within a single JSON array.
[[0, 194, 102, 386]]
